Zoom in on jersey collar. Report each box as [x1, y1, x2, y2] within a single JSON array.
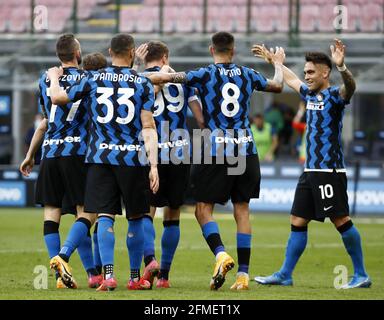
[[145, 66, 161, 72]]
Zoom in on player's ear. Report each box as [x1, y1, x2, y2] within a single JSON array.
[[209, 45, 214, 57], [108, 48, 112, 57]]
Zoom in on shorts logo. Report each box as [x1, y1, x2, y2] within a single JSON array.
[[323, 205, 333, 211]]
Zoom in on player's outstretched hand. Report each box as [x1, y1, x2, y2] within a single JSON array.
[[330, 38, 345, 67], [149, 166, 159, 194], [135, 43, 148, 65], [19, 157, 34, 177], [271, 46, 286, 65], [252, 44, 273, 64], [47, 66, 63, 80]]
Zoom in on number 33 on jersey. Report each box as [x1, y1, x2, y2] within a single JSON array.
[[65, 67, 154, 166]]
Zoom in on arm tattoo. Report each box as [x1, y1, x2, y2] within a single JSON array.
[[340, 68, 356, 101], [170, 72, 187, 83]]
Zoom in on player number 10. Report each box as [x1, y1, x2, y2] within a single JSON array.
[[319, 184, 334, 199]]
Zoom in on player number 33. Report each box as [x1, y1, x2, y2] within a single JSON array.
[[96, 87, 135, 124]]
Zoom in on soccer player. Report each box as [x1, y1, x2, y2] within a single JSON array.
[[252, 39, 371, 289], [19, 35, 102, 289], [82, 51, 109, 277], [147, 32, 285, 290], [47, 33, 159, 291], [136, 41, 204, 288]]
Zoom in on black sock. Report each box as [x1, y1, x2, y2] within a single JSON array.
[[96, 265, 102, 275], [159, 269, 169, 280], [58, 254, 69, 262], [104, 264, 114, 280], [206, 233, 225, 255], [87, 268, 99, 277], [337, 220, 353, 234], [131, 269, 140, 280], [144, 255, 155, 267]]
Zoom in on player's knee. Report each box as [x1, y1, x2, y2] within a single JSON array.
[[290, 215, 309, 227], [330, 215, 350, 228], [44, 206, 61, 222], [164, 207, 180, 220]]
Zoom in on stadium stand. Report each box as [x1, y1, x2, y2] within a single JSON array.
[[348, 130, 371, 161], [0, 0, 383, 34]]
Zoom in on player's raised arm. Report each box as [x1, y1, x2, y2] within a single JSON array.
[[141, 109, 159, 194], [47, 67, 71, 105], [252, 45, 285, 93], [331, 39, 356, 102], [132, 43, 148, 71], [253, 44, 303, 93], [19, 118, 48, 177], [146, 71, 187, 85]]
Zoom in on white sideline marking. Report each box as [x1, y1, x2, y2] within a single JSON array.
[[0, 242, 382, 254]]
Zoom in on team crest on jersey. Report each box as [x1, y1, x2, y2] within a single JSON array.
[[316, 93, 323, 101]]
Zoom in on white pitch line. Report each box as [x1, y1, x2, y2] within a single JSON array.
[[0, 242, 383, 254]]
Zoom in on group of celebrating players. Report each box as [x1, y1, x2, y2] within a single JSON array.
[[19, 31, 371, 292]]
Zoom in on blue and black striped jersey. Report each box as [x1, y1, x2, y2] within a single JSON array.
[[38, 67, 88, 159], [144, 66, 198, 163], [185, 63, 268, 157], [300, 84, 349, 170], [66, 66, 155, 166]]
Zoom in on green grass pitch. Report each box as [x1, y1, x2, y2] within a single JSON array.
[[0, 208, 383, 300]]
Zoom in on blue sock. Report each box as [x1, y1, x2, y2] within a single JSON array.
[[59, 218, 91, 261], [338, 221, 368, 277], [202, 221, 225, 256], [127, 218, 144, 273], [77, 232, 97, 276], [237, 233, 251, 274], [279, 225, 308, 279], [160, 220, 180, 272], [97, 216, 115, 267], [93, 222, 102, 274], [143, 215, 156, 264], [43, 221, 60, 259]]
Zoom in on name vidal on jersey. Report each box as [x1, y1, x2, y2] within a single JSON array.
[[219, 68, 241, 77], [92, 73, 143, 84], [43, 136, 81, 146], [306, 101, 325, 111]]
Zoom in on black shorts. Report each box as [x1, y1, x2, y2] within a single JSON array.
[[61, 194, 77, 215], [150, 164, 190, 209], [291, 171, 349, 222], [84, 164, 150, 217], [35, 156, 86, 208], [191, 155, 261, 205]]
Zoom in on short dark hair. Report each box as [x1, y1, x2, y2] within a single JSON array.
[[110, 33, 135, 56], [83, 52, 108, 71], [254, 113, 263, 119], [145, 41, 169, 64], [305, 52, 332, 70], [211, 32, 234, 53], [56, 34, 79, 62]]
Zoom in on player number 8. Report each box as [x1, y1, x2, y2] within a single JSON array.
[[221, 83, 240, 118]]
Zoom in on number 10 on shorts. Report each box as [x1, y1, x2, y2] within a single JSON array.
[[319, 184, 334, 199]]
